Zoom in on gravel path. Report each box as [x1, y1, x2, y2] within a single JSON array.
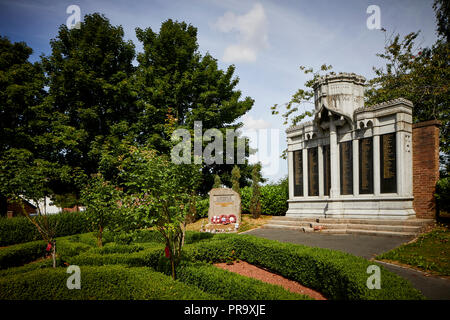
[[214, 261, 326, 300]]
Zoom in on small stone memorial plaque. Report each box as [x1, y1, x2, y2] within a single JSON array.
[[205, 188, 241, 233]]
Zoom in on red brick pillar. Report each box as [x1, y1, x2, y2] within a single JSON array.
[[412, 120, 441, 219]]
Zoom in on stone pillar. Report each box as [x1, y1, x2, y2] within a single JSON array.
[[329, 119, 339, 197], [373, 126, 381, 196], [288, 151, 294, 199], [302, 148, 308, 197], [412, 120, 441, 219], [318, 144, 324, 197], [352, 138, 359, 196]]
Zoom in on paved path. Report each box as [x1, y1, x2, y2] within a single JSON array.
[[245, 228, 450, 300]]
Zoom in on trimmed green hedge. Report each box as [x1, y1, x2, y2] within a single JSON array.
[[177, 262, 311, 300], [0, 211, 90, 246], [1, 231, 424, 300], [65, 245, 163, 267], [0, 265, 219, 300], [183, 235, 424, 300], [0, 240, 47, 269]]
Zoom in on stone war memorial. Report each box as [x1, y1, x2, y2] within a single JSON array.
[[271, 72, 440, 236], [203, 187, 241, 233]]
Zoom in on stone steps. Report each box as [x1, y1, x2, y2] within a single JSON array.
[[263, 216, 434, 237]]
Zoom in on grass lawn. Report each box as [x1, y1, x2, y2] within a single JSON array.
[[186, 214, 272, 233], [376, 225, 450, 276]]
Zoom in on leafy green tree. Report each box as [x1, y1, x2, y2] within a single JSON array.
[[433, 0, 450, 42], [213, 174, 222, 188], [250, 163, 262, 219], [119, 146, 201, 280], [41, 13, 136, 198], [270, 64, 334, 159], [0, 36, 47, 215], [133, 19, 254, 193], [81, 174, 121, 247], [0, 149, 60, 267], [365, 34, 449, 169], [231, 165, 241, 194]]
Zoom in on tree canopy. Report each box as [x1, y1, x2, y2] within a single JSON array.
[[0, 13, 257, 213]]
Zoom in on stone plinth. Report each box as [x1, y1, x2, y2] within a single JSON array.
[[204, 188, 241, 233]]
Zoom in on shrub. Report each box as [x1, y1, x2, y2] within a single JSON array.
[[435, 177, 450, 213], [195, 198, 209, 218], [0, 240, 47, 269], [0, 257, 61, 278], [0, 211, 90, 246], [0, 265, 219, 300], [180, 234, 423, 300], [65, 245, 163, 268], [241, 184, 288, 216], [177, 262, 311, 300], [228, 235, 424, 300]]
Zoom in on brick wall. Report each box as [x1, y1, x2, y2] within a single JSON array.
[[412, 120, 441, 219], [7, 199, 37, 217]]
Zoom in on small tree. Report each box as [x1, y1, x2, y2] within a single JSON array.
[[81, 174, 121, 247], [250, 163, 262, 219], [119, 146, 201, 280], [213, 174, 222, 188], [0, 149, 60, 267], [231, 165, 241, 195]]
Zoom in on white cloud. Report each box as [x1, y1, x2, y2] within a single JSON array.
[[241, 114, 272, 130], [215, 3, 268, 63]]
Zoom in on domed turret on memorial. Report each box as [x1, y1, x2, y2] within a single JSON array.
[[286, 72, 415, 219]]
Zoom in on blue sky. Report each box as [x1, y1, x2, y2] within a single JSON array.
[[0, 0, 439, 182]]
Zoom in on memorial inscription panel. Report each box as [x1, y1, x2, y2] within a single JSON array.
[[380, 133, 397, 193], [340, 141, 353, 195], [359, 137, 373, 194], [323, 145, 331, 196], [293, 150, 303, 196], [308, 147, 319, 196]]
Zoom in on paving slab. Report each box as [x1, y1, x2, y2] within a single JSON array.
[[244, 228, 450, 300], [244, 228, 411, 259]]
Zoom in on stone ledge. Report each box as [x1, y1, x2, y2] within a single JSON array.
[[355, 97, 413, 113], [412, 119, 441, 129]]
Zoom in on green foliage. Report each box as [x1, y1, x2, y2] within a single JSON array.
[[435, 177, 450, 213], [231, 165, 241, 195], [133, 19, 254, 194], [177, 262, 311, 300], [195, 197, 210, 218], [1, 231, 423, 300], [0, 36, 46, 156], [249, 163, 262, 219], [0, 240, 47, 269], [270, 64, 331, 128], [0, 265, 219, 300], [240, 183, 288, 216], [81, 174, 122, 247], [119, 146, 201, 279], [177, 235, 423, 300], [41, 13, 137, 192], [365, 31, 449, 168], [213, 174, 222, 188], [0, 211, 90, 246]]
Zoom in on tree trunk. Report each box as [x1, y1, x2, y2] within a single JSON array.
[[52, 241, 56, 268], [98, 225, 103, 247], [170, 254, 176, 280]]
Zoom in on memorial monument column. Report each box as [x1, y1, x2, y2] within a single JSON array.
[[329, 118, 339, 198]]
